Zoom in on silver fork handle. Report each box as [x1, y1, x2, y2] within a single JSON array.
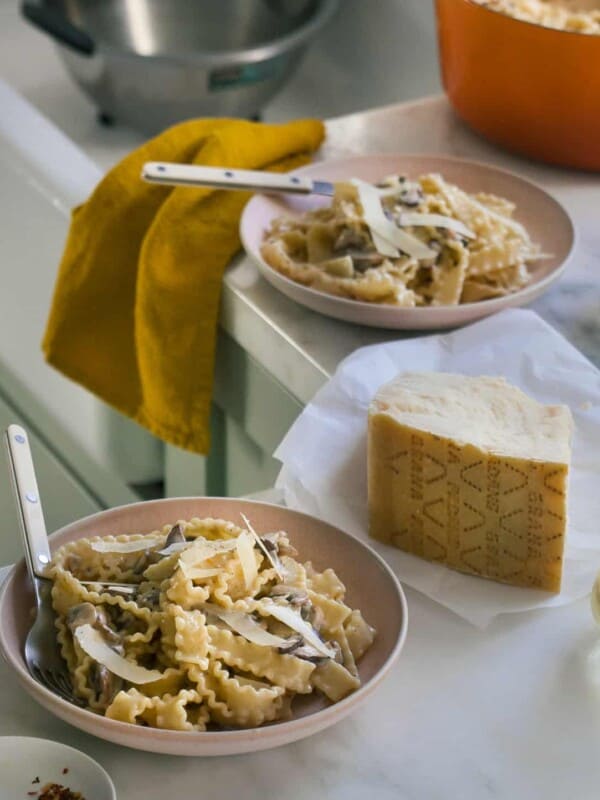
[[5, 424, 51, 578]]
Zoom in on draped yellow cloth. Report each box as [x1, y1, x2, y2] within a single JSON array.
[[42, 118, 325, 454]]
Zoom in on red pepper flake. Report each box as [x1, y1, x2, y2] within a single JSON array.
[[27, 792, 38, 797], [32, 777, 41, 784], [62, 768, 69, 775], [38, 783, 85, 800]]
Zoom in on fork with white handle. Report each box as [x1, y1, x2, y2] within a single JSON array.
[[4, 425, 134, 706], [4, 424, 82, 704], [141, 161, 336, 196]]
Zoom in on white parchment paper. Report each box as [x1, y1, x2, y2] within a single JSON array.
[[275, 309, 600, 627]]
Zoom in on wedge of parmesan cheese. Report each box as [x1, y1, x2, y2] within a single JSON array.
[[368, 372, 573, 592]]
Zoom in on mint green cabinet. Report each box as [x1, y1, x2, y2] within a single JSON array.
[[0, 393, 101, 565]]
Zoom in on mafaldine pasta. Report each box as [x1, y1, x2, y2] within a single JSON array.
[[48, 518, 375, 730], [261, 173, 543, 307]]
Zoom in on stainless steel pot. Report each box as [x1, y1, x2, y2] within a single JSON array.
[[22, 0, 338, 133]]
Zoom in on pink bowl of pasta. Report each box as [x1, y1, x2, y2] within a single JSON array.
[[241, 154, 575, 330], [0, 496, 407, 756]]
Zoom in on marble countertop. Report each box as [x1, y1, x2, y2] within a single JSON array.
[[2, 560, 600, 799]]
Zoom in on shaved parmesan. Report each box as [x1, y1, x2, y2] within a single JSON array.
[[258, 600, 335, 658], [352, 179, 398, 258], [178, 536, 239, 569], [240, 513, 284, 581], [74, 624, 163, 684], [202, 604, 288, 648], [352, 179, 436, 260], [178, 562, 223, 580], [236, 531, 258, 590], [157, 541, 191, 556], [79, 581, 136, 595], [398, 212, 475, 239], [90, 537, 163, 554]]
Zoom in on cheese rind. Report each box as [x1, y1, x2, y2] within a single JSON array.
[[368, 372, 573, 592]]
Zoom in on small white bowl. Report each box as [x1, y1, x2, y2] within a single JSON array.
[[0, 737, 116, 799]]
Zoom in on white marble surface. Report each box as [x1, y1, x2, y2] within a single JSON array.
[[2, 564, 600, 799]]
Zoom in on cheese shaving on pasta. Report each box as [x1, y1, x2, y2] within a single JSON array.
[[46, 517, 375, 730], [241, 513, 285, 581], [260, 172, 543, 307], [258, 599, 337, 658], [236, 531, 258, 590], [398, 212, 475, 239], [202, 604, 289, 648], [352, 179, 437, 260], [74, 625, 164, 684], [91, 537, 164, 554]]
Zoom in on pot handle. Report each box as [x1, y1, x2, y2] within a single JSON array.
[[21, 2, 95, 56]]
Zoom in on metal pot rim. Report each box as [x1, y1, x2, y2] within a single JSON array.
[[59, 0, 339, 63]]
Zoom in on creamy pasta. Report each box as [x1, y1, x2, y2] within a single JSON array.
[[260, 173, 543, 307], [475, 0, 600, 33], [48, 518, 375, 730]]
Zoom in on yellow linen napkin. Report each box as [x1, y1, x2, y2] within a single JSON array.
[[42, 118, 325, 454]]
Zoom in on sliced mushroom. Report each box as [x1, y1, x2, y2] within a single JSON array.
[[261, 532, 298, 558], [110, 641, 125, 657], [67, 602, 122, 647], [333, 227, 369, 252], [259, 536, 277, 553], [165, 523, 186, 548], [132, 548, 162, 574], [308, 604, 325, 632], [348, 251, 385, 273], [137, 586, 161, 608], [94, 606, 110, 628], [90, 662, 122, 707], [270, 585, 310, 608], [399, 186, 423, 207], [277, 633, 304, 655], [93, 607, 121, 645], [293, 644, 329, 664], [330, 640, 344, 664], [132, 551, 150, 575], [67, 603, 97, 632]]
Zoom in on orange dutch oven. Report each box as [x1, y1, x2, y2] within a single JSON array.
[[436, 0, 600, 170]]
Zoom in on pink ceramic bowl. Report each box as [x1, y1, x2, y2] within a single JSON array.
[[0, 496, 407, 756], [241, 153, 575, 330]]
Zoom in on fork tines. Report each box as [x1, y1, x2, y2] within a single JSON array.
[[31, 664, 84, 707]]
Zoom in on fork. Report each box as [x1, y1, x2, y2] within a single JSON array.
[[5, 424, 82, 706], [142, 162, 336, 196]]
